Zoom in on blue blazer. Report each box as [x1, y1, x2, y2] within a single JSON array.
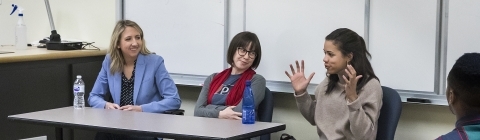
[[88, 54, 181, 113]]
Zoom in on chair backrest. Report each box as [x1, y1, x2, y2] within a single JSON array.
[[257, 87, 274, 140], [376, 86, 402, 140]]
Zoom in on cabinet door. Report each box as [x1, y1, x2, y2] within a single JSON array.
[[0, 64, 69, 140]]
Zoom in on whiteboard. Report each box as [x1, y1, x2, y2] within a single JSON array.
[[369, 0, 438, 92], [246, 0, 365, 84], [124, 0, 225, 76], [447, 1, 480, 73]]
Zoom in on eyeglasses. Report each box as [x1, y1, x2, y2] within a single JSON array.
[[237, 47, 257, 59]]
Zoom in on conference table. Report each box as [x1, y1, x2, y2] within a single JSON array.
[[8, 107, 286, 140]]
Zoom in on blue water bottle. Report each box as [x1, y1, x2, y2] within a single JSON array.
[[242, 80, 255, 124]]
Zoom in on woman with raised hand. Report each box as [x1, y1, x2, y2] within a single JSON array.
[[285, 28, 382, 140]]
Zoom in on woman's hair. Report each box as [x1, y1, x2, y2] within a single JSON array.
[[108, 20, 151, 74], [226, 31, 262, 69], [447, 53, 480, 108], [325, 28, 379, 94]]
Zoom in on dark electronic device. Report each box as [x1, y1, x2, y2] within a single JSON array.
[[406, 98, 432, 103], [43, 0, 82, 50]]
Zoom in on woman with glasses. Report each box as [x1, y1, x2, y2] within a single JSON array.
[[194, 31, 266, 121]]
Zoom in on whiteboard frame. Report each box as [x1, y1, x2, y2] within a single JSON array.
[[436, 0, 449, 96]]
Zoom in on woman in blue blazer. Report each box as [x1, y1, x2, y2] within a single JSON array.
[[89, 20, 181, 140]]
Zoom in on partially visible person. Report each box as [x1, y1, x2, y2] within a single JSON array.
[[88, 20, 181, 140], [436, 52, 480, 140], [285, 28, 382, 140], [194, 31, 266, 120]]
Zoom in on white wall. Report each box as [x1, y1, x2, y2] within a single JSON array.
[[0, 0, 115, 48], [1, 1, 456, 140]]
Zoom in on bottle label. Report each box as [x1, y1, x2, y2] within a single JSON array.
[[74, 85, 85, 93]]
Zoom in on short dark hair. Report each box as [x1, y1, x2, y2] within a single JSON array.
[[226, 31, 262, 69], [447, 52, 480, 108], [324, 28, 379, 94]]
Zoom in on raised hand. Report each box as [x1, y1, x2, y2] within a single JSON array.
[[342, 64, 363, 102], [219, 106, 242, 120], [285, 60, 315, 95]]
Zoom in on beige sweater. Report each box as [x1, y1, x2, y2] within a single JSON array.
[[295, 77, 383, 140]]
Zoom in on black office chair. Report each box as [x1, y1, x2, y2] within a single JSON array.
[[257, 87, 274, 140], [376, 86, 402, 140]]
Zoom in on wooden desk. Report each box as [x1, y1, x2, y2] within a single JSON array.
[[0, 46, 106, 63], [0, 46, 106, 140], [9, 107, 286, 140]]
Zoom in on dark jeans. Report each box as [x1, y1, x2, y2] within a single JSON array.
[[95, 132, 158, 140]]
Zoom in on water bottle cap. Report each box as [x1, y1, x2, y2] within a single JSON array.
[[76, 75, 82, 78]]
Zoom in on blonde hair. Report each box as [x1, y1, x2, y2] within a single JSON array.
[[108, 20, 151, 74]]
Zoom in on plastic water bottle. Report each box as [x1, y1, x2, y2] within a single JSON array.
[[242, 80, 255, 124], [10, 4, 28, 50], [73, 75, 85, 109], [15, 20, 27, 50]]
